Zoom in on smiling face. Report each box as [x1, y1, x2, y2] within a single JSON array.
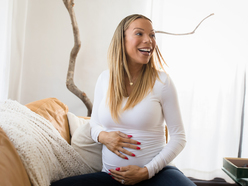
[[124, 18, 156, 67]]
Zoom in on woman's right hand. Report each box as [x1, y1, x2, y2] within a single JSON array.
[[98, 131, 141, 159]]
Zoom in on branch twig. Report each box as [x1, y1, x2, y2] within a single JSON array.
[[155, 13, 214, 35], [63, 0, 93, 116]]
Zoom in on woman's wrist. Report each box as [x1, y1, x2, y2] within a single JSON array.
[[98, 131, 107, 144], [141, 167, 149, 181]]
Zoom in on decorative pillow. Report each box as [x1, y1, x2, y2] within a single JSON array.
[[67, 112, 89, 137], [0, 127, 31, 186], [69, 112, 103, 172], [25, 97, 70, 144]]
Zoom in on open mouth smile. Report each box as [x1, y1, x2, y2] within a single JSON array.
[[138, 48, 152, 55]]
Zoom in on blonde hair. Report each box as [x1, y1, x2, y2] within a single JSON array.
[[107, 14, 166, 122]]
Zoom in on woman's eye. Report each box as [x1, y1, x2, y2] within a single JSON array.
[[136, 32, 142, 36], [151, 34, 156, 38]]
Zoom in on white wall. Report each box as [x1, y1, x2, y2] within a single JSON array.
[[12, 0, 152, 116]]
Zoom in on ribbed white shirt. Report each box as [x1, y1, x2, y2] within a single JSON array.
[[90, 70, 186, 178]]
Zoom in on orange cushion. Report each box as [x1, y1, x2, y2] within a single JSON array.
[[0, 127, 31, 186], [25, 98, 71, 144]]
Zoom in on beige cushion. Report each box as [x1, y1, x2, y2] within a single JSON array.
[[0, 127, 31, 186], [68, 112, 102, 172], [26, 97, 70, 144], [67, 112, 89, 137]]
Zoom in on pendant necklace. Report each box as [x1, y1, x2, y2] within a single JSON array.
[[129, 76, 136, 86]]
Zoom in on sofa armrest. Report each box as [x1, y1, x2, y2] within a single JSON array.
[[0, 127, 31, 186], [26, 97, 71, 144]]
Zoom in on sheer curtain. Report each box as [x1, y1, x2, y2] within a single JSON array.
[[0, 0, 12, 101], [151, 0, 248, 181], [242, 65, 248, 157], [0, 0, 28, 102]]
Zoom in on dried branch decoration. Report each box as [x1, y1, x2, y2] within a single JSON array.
[[63, 0, 213, 116], [155, 13, 214, 35], [63, 0, 93, 116]]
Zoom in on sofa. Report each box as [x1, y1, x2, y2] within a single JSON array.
[[1, 97, 238, 186], [0, 97, 88, 186]]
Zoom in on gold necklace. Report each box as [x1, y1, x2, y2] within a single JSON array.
[[129, 76, 136, 86], [128, 73, 140, 86]]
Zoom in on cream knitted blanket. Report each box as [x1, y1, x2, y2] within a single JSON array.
[[0, 100, 94, 186]]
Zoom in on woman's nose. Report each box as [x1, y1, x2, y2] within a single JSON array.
[[143, 35, 152, 43]]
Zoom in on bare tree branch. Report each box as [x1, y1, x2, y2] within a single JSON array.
[[62, 0, 213, 116], [155, 13, 214, 35], [63, 0, 93, 116]]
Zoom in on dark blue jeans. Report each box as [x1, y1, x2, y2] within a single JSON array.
[[51, 166, 196, 186]]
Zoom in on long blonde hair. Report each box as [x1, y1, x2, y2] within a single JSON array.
[[107, 14, 166, 122]]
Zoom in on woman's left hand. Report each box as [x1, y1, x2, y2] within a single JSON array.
[[109, 165, 149, 185]]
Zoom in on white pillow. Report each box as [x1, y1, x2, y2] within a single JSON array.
[[67, 112, 103, 172], [67, 112, 88, 137]]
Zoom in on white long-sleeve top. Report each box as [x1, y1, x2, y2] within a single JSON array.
[[90, 70, 186, 178]]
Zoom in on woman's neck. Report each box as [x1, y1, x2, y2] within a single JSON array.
[[128, 63, 143, 79], [125, 63, 144, 90]]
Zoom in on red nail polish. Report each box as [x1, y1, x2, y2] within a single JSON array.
[[137, 142, 141, 145], [108, 173, 111, 175], [137, 147, 141, 150], [125, 157, 129, 160], [132, 153, 135, 157], [116, 167, 120, 171], [127, 135, 132, 138]]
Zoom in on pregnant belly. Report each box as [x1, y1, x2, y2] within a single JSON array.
[[101, 137, 165, 172]]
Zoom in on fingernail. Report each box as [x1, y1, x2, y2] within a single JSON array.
[[132, 153, 136, 157], [137, 142, 141, 145], [125, 157, 129, 160], [109, 170, 111, 172], [108, 173, 111, 175], [116, 167, 120, 171], [137, 147, 141, 150], [112, 177, 115, 179], [127, 135, 132, 138]]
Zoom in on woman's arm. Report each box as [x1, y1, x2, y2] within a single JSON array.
[[90, 72, 105, 143], [144, 74, 186, 178]]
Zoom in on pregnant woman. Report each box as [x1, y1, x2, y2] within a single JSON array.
[[52, 14, 196, 186]]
